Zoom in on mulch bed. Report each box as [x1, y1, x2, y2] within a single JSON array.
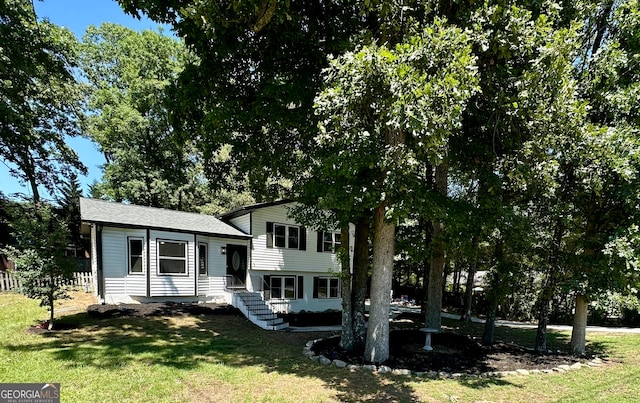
[[312, 329, 585, 374], [86, 302, 240, 318]]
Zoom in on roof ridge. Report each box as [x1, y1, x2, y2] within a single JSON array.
[[79, 197, 215, 218]]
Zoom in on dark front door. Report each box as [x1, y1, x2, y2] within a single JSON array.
[[226, 244, 247, 288]]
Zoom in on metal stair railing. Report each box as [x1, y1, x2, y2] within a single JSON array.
[[224, 275, 246, 290], [250, 275, 290, 315]]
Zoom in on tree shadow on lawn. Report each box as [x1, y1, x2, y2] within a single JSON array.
[[7, 310, 427, 401], [6, 305, 603, 402]]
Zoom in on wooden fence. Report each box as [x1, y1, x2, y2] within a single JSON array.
[[0, 271, 94, 292]]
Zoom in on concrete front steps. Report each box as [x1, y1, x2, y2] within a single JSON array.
[[231, 291, 288, 331]]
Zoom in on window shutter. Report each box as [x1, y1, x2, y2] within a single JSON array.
[[299, 227, 306, 250], [316, 231, 323, 252], [297, 276, 304, 299], [313, 277, 319, 298], [266, 222, 273, 248]]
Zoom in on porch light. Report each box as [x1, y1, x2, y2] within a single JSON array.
[[220, 246, 227, 255]]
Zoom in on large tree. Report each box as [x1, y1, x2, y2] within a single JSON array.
[[0, 0, 86, 202], [313, 23, 478, 362], [80, 23, 205, 210], [117, 0, 363, 201]]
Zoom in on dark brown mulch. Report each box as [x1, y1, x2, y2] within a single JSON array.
[[312, 329, 584, 374], [281, 310, 342, 327], [86, 302, 241, 319]]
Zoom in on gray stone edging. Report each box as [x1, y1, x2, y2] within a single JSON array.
[[303, 336, 607, 379]]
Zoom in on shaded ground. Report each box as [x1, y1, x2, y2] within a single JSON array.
[[26, 301, 240, 333], [312, 328, 585, 374], [33, 300, 593, 375]]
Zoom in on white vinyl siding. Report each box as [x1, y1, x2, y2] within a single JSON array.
[[93, 224, 250, 303], [101, 227, 147, 297], [228, 214, 251, 234], [149, 230, 194, 297], [195, 235, 244, 297], [251, 204, 348, 273]]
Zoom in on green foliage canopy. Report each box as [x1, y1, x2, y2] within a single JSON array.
[[0, 0, 86, 202]]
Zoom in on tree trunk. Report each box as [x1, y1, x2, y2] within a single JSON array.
[[452, 263, 460, 294], [571, 294, 589, 355], [48, 274, 55, 330], [535, 215, 565, 353], [420, 165, 433, 316], [482, 296, 498, 345], [590, 0, 614, 56], [535, 292, 551, 353], [24, 154, 40, 203], [339, 225, 354, 351], [352, 216, 370, 351], [364, 204, 395, 363], [460, 259, 476, 322], [425, 161, 448, 330], [570, 203, 596, 355], [420, 216, 432, 316]]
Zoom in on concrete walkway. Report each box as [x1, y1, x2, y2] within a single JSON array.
[[441, 311, 640, 334], [288, 305, 640, 334]]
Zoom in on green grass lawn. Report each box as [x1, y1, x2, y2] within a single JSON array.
[[1, 292, 639, 402]]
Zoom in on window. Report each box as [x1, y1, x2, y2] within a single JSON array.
[[318, 231, 342, 253], [288, 226, 299, 249], [158, 240, 187, 275], [270, 276, 297, 299], [128, 237, 144, 274], [274, 224, 286, 248], [267, 222, 306, 250], [313, 277, 340, 299], [198, 243, 207, 276]]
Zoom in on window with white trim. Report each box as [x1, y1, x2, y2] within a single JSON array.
[[267, 222, 306, 250], [313, 276, 340, 299], [317, 231, 341, 253], [128, 237, 144, 274], [198, 243, 207, 276], [158, 240, 187, 275], [270, 276, 297, 299]]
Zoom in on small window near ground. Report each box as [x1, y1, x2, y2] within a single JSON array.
[[198, 243, 207, 276], [269, 276, 297, 299], [128, 237, 144, 274], [314, 276, 340, 299], [158, 240, 187, 275]]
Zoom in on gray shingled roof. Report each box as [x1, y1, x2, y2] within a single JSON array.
[[80, 198, 250, 239]]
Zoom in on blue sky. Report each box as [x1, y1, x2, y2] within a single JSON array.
[[0, 0, 169, 201]]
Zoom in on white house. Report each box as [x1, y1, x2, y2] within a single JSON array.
[[80, 198, 348, 329]]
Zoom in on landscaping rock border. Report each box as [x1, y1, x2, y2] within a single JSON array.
[[303, 336, 607, 378]]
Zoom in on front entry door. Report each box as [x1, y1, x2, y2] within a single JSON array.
[[226, 244, 247, 288]]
